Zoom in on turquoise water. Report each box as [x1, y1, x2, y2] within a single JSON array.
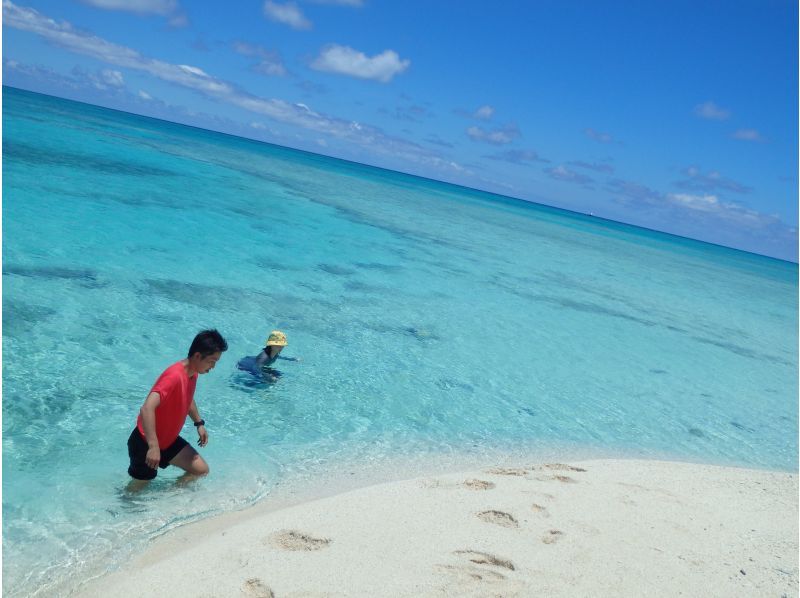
[[3, 86, 797, 596]]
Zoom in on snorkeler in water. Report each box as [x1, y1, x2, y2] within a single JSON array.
[[236, 330, 297, 381]]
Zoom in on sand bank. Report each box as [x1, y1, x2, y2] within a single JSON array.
[[78, 459, 797, 597]]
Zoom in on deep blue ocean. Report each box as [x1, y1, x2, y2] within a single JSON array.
[[3, 86, 797, 596]]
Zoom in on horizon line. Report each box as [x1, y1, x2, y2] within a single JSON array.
[[3, 84, 797, 266]]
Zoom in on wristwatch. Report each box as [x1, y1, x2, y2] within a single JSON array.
[[194, 419, 205, 427]]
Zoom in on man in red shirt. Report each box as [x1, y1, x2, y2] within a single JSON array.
[[127, 329, 228, 481]]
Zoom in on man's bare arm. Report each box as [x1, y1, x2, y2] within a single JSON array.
[[188, 399, 208, 447], [140, 391, 161, 468]]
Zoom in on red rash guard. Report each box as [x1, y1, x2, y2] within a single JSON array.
[[137, 361, 197, 449]]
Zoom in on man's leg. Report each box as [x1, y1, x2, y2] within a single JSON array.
[[168, 444, 209, 476], [128, 428, 157, 484], [125, 478, 151, 494]]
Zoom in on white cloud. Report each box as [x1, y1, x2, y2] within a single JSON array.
[[665, 192, 781, 228], [258, 60, 286, 76], [79, 0, 178, 15], [693, 100, 731, 120], [545, 165, 593, 185], [71, 65, 126, 90], [234, 42, 286, 76], [138, 90, 152, 100], [626, 188, 796, 259], [78, 0, 187, 26], [666, 193, 720, 211], [473, 105, 494, 120], [311, 44, 409, 82], [3, 2, 468, 180], [4, 1, 219, 92], [486, 149, 547, 164], [263, 1, 311, 30], [568, 160, 614, 174], [100, 69, 124, 87], [7, 57, 141, 100], [0, 2, 267, 103], [309, 0, 363, 5], [610, 176, 785, 232], [732, 128, 765, 142], [4, 58, 80, 89], [177, 64, 208, 77], [466, 124, 520, 145], [675, 166, 752, 194], [167, 12, 188, 27], [608, 177, 796, 258], [606, 178, 663, 204], [424, 134, 453, 148]]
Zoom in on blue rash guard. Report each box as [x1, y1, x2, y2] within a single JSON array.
[[236, 350, 276, 376], [237, 350, 296, 378]]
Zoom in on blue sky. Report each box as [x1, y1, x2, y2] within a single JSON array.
[[3, 0, 798, 260]]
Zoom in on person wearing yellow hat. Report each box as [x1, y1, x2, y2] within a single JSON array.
[[255, 330, 288, 369], [236, 330, 296, 381]]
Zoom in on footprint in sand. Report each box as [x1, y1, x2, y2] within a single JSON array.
[[539, 463, 587, 473], [436, 550, 525, 595], [463, 479, 495, 490], [485, 467, 528, 477], [554, 474, 578, 483], [535, 474, 578, 484], [477, 510, 519, 528], [437, 563, 507, 582], [531, 503, 550, 517], [542, 529, 564, 544], [242, 577, 274, 598], [454, 549, 516, 571], [269, 530, 331, 551]]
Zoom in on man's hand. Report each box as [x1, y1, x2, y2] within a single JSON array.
[[197, 425, 208, 447], [145, 446, 161, 469]]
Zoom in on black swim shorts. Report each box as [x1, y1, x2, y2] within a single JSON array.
[[127, 428, 189, 480]]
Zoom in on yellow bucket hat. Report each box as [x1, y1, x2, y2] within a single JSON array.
[[265, 330, 288, 347]]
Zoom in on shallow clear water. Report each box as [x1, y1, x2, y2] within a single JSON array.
[[3, 86, 797, 596]]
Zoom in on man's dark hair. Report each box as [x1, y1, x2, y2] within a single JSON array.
[[188, 329, 228, 358]]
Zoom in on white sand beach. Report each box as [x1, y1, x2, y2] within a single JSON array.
[[78, 459, 797, 598]]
